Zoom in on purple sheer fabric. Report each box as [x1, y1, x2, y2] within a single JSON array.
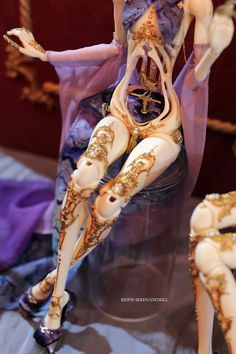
[[0, 179, 54, 271], [174, 44, 210, 195], [46, 40, 127, 149]]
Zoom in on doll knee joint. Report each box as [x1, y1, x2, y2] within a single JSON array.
[[95, 188, 125, 221], [195, 240, 222, 275], [71, 156, 103, 191], [190, 202, 215, 235]]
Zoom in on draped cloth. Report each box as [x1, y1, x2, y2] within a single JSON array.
[[174, 44, 210, 194], [0, 179, 54, 271]]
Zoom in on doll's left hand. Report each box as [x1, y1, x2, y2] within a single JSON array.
[[209, 2, 235, 56]]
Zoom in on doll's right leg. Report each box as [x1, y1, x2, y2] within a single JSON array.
[[20, 115, 130, 311]]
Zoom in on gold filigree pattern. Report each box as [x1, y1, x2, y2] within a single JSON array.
[[84, 125, 115, 170], [204, 273, 232, 347], [132, 5, 165, 46], [139, 71, 159, 91], [141, 122, 165, 137], [48, 295, 63, 320], [28, 39, 46, 53], [71, 207, 115, 264], [210, 233, 236, 252], [173, 129, 183, 145], [113, 106, 165, 152], [188, 233, 204, 313], [106, 150, 156, 203], [206, 191, 236, 222], [189, 234, 203, 283], [38, 273, 55, 295], [59, 178, 93, 250]]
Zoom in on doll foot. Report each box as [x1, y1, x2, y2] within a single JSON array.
[[33, 290, 77, 348], [19, 287, 51, 317]]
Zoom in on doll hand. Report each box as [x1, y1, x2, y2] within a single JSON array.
[[3, 27, 47, 61], [209, 2, 235, 56]]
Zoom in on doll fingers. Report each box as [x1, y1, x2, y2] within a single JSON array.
[[3, 34, 21, 51]]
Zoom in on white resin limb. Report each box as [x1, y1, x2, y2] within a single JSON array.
[[190, 192, 236, 354], [113, 0, 127, 43], [190, 0, 235, 81]]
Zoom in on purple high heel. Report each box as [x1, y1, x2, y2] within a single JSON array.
[[33, 290, 77, 349], [19, 287, 51, 317]]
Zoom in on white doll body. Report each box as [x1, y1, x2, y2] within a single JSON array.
[[5, 0, 235, 347]]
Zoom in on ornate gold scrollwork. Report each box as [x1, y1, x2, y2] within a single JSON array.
[[132, 5, 165, 46], [206, 192, 236, 222], [106, 149, 156, 203], [71, 207, 115, 264], [48, 295, 64, 320], [84, 125, 115, 170], [204, 273, 233, 351], [59, 178, 93, 251], [210, 232, 236, 252], [38, 273, 55, 295]]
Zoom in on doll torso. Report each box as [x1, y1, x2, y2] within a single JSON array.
[[110, 0, 185, 140]]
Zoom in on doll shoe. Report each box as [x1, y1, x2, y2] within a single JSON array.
[[33, 290, 77, 350], [19, 287, 51, 317]]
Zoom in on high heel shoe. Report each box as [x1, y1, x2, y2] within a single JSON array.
[[19, 287, 51, 317], [33, 290, 77, 350], [19, 267, 56, 317]]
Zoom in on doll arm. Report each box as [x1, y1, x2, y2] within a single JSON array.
[[3, 27, 123, 66], [3, 1, 126, 63], [113, 0, 127, 44], [189, 0, 235, 82]]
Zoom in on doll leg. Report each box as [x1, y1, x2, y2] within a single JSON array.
[[33, 134, 180, 348], [33, 116, 129, 325], [31, 133, 180, 308], [190, 205, 215, 354], [190, 193, 236, 354], [42, 135, 180, 327], [189, 234, 214, 354], [195, 238, 236, 354], [33, 133, 179, 343]]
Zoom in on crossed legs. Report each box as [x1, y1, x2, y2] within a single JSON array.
[[31, 125, 180, 331]]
